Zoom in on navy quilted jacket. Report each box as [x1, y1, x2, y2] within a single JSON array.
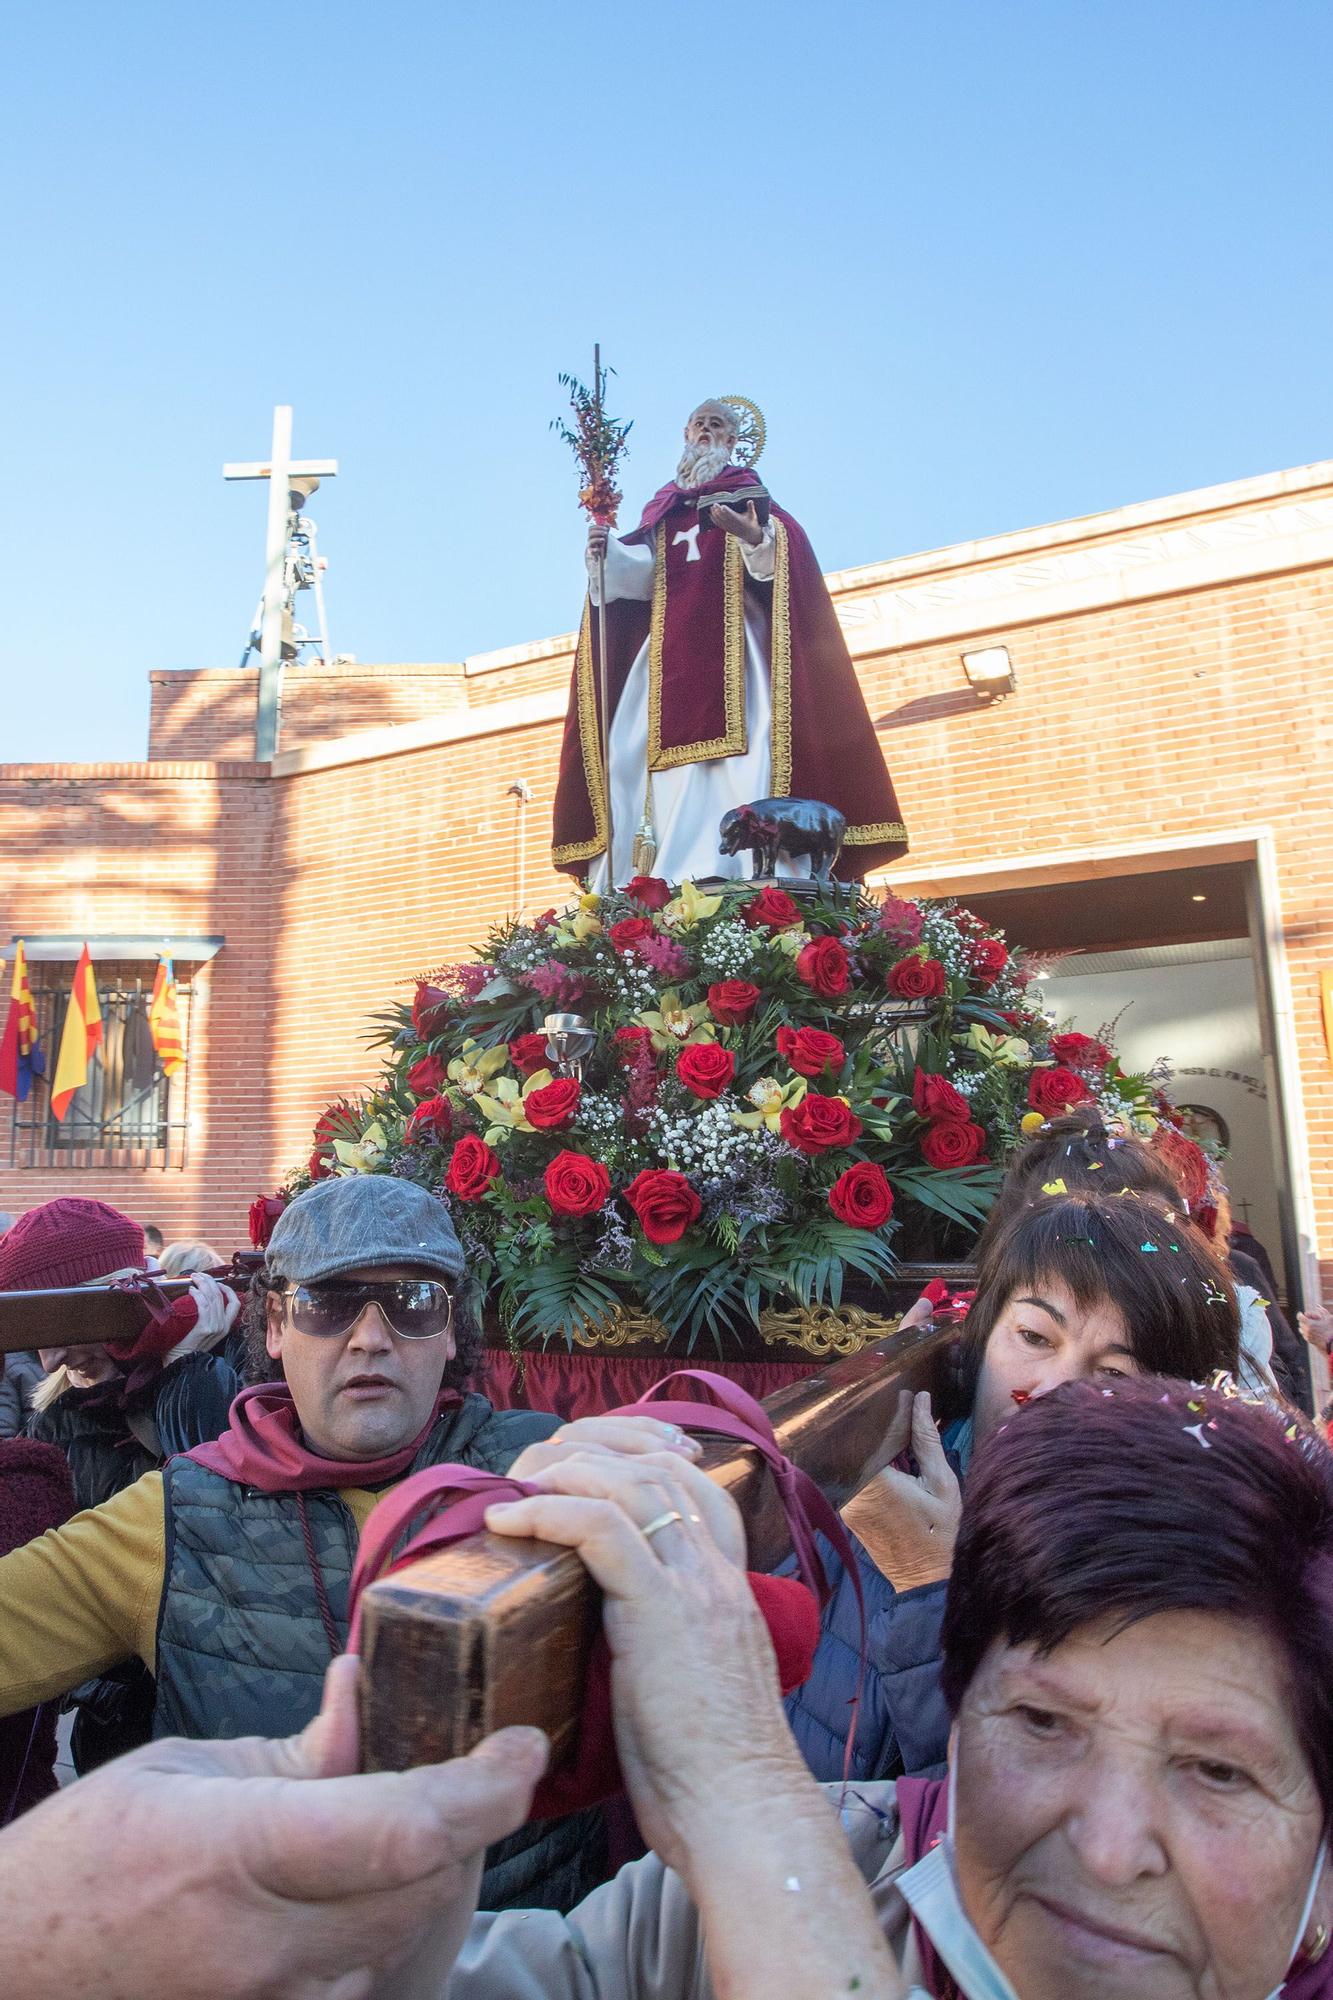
[[784, 1425, 967, 1783]]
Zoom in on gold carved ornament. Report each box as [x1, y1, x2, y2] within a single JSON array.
[[568, 1302, 899, 1358]]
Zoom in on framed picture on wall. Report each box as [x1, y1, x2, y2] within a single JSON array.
[[1176, 1103, 1231, 1154]]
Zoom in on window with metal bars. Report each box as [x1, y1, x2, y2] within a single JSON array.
[[8, 967, 191, 1169]]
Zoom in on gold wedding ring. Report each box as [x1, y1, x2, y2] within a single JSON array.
[[641, 1509, 685, 1541]]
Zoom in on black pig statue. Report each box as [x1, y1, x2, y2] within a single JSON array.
[[717, 798, 847, 882]]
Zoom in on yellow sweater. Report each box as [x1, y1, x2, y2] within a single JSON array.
[[0, 1472, 383, 1713]]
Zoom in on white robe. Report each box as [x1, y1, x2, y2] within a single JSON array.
[[587, 524, 783, 891]]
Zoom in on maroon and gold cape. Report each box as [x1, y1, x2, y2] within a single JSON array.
[[551, 466, 908, 882]]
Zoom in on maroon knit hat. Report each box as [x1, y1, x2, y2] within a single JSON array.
[[0, 1199, 145, 1292]]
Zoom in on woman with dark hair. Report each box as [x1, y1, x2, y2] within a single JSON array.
[[783, 1186, 1241, 1786]]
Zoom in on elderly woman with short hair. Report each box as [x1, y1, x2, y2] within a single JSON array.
[[435, 1376, 1333, 2000]]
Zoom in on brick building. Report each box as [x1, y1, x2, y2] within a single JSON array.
[[3, 457, 1331, 1303]]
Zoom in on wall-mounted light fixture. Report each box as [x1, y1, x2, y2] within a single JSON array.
[[961, 644, 1016, 700]]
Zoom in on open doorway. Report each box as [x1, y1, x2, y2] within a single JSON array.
[[901, 853, 1308, 1314]]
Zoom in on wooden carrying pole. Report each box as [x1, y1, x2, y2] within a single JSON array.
[[356, 1320, 951, 1772], [0, 1278, 204, 1352]]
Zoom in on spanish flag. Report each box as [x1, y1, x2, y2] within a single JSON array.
[[50, 944, 103, 1122], [0, 943, 43, 1101], [149, 957, 185, 1076]]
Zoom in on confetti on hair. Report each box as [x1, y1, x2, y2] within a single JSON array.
[[1203, 1282, 1229, 1307], [1187, 1399, 1204, 1412], [1043, 1178, 1068, 1195], [1140, 1241, 1159, 1254], [1184, 1423, 1213, 1449], [1088, 1160, 1103, 1171]]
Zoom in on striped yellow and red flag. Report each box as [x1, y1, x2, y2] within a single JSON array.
[[0, 943, 43, 1101], [149, 958, 185, 1077], [50, 944, 104, 1122]]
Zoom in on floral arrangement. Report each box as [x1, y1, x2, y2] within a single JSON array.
[[259, 880, 1172, 1353], [551, 359, 632, 526]]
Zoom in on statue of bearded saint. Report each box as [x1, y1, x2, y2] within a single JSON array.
[[551, 398, 909, 889]]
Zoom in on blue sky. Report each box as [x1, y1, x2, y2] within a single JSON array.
[[3, 0, 1330, 763]]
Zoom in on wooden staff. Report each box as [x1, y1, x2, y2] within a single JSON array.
[[356, 1318, 952, 1772], [592, 341, 614, 882]]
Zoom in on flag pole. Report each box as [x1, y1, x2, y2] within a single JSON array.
[[593, 343, 614, 885]]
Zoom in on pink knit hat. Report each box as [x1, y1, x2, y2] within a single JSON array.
[[0, 1199, 145, 1292]]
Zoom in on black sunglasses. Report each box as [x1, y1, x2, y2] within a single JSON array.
[[278, 1279, 454, 1341]]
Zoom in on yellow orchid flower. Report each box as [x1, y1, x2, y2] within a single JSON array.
[[732, 1074, 806, 1132], [664, 880, 723, 928], [772, 927, 812, 959], [634, 988, 716, 1053], [333, 1119, 389, 1175], [957, 1023, 1031, 1066], [569, 909, 603, 941], [472, 1067, 559, 1143], [447, 1039, 510, 1098]]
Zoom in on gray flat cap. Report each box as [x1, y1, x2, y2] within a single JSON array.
[[266, 1175, 464, 1286]]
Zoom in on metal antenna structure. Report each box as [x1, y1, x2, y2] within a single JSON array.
[[224, 406, 339, 759]]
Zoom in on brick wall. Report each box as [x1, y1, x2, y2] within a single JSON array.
[[148, 663, 468, 761], [6, 462, 1333, 1277], [0, 762, 275, 1249]]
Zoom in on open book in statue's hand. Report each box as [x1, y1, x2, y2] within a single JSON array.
[[697, 485, 771, 529]]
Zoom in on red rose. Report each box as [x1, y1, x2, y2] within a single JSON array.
[[912, 1070, 971, 1123], [625, 875, 671, 911], [248, 1193, 288, 1249], [309, 1103, 359, 1181], [968, 937, 1008, 987], [741, 886, 803, 932], [887, 957, 947, 1001], [920, 1120, 988, 1168], [779, 1095, 863, 1154], [615, 1024, 656, 1057], [609, 917, 657, 952], [777, 1025, 847, 1079], [405, 1095, 453, 1144], [828, 1161, 895, 1229], [407, 1053, 446, 1095], [544, 1149, 612, 1217], [708, 979, 761, 1025], [411, 981, 451, 1040], [1048, 1031, 1111, 1070], [446, 1134, 501, 1201], [524, 1076, 581, 1130], [676, 1043, 736, 1100], [795, 935, 851, 998], [509, 1031, 551, 1075], [624, 1168, 702, 1245], [1027, 1066, 1095, 1118]]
